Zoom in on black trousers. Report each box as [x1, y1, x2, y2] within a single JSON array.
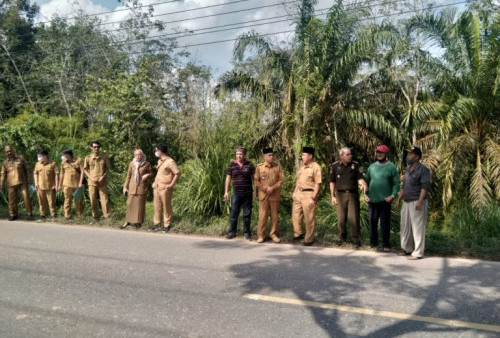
[[369, 201, 392, 248]]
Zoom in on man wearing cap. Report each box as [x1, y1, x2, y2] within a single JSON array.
[[224, 146, 255, 240], [254, 148, 284, 243], [0, 145, 33, 220], [329, 147, 367, 248], [364, 144, 400, 251], [395, 146, 431, 260], [292, 147, 322, 246], [33, 149, 59, 222]]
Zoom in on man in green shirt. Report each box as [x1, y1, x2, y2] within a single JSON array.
[[364, 144, 400, 251]]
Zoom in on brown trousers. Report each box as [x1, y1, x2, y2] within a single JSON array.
[[292, 191, 317, 243], [8, 184, 32, 216], [336, 191, 360, 243], [63, 186, 83, 218], [126, 194, 147, 224], [153, 188, 173, 226], [257, 198, 279, 238], [89, 185, 110, 219], [37, 189, 56, 217]]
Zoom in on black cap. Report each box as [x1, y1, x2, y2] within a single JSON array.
[[406, 145, 422, 157], [262, 147, 273, 154], [302, 146, 315, 155]]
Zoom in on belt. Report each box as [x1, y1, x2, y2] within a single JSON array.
[[336, 189, 358, 193], [299, 188, 314, 192]]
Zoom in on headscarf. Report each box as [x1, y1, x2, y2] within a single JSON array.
[[132, 150, 146, 185]]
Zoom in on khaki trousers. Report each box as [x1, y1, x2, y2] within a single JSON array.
[[400, 200, 428, 258], [89, 185, 110, 219], [37, 189, 56, 217], [8, 184, 32, 216], [292, 191, 317, 243], [257, 198, 279, 238], [336, 191, 360, 243], [153, 188, 173, 226], [63, 186, 83, 218]]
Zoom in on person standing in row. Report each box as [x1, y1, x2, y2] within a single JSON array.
[[395, 146, 431, 260], [292, 147, 322, 246], [33, 149, 59, 222], [150, 143, 180, 233], [254, 147, 284, 243], [224, 146, 255, 241], [84, 141, 111, 224], [364, 144, 400, 251], [0, 145, 33, 220], [58, 148, 84, 220], [122, 149, 153, 229], [329, 147, 367, 249]]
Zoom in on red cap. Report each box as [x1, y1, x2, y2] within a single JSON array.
[[376, 144, 389, 153]]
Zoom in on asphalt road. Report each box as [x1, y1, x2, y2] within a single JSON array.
[[0, 220, 498, 338]]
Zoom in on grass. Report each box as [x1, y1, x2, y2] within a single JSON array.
[[1, 194, 498, 260]]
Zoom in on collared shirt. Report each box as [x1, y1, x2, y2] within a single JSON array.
[[153, 156, 180, 190], [296, 161, 322, 190], [34, 161, 59, 190], [254, 161, 284, 201], [402, 162, 431, 202], [1, 155, 29, 187], [227, 160, 255, 194], [84, 154, 110, 187], [329, 161, 363, 192], [61, 158, 83, 188]]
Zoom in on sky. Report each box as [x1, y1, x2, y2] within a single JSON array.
[[32, 0, 468, 78]]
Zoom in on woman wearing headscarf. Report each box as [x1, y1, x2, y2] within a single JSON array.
[[121, 149, 153, 228]]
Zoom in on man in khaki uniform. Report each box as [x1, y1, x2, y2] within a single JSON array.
[[1, 145, 33, 220], [149, 143, 180, 233], [34, 149, 59, 221], [292, 147, 322, 246], [58, 148, 84, 220], [83, 141, 111, 224], [254, 147, 284, 243]]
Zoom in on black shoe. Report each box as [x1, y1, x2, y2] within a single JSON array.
[[397, 250, 411, 256], [353, 241, 361, 249], [244, 233, 252, 241], [161, 227, 170, 233], [8, 215, 17, 221], [226, 233, 236, 239], [293, 234, 305, 241], [303, 241, 314, 246], [37, 216, 46, 223], [148, 225, 159, 232], [382, 247, 391, 252], [27, 213, 34, 219], [65, 217, 73, 222], [369, 244, 378, 249], [135, 223, 142, 229], [120, 222, 130, 229], [89, 219, 98, 225], [335, 240, 343, 247]]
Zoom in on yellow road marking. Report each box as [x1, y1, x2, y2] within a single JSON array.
[[243, 293, 500, 333]]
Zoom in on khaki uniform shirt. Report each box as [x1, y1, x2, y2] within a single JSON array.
[[1, 155, 29, 187], [124, 161, 153, 195], [34, 161, 59, 190], [296, 161, 322, 190], [254, 162, 284, 201], [61, 158, 83, 188], [84, 154, 110, 187], [153, 157, 180, 190]]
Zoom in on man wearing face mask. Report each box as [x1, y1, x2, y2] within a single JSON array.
[[364, 144, 400, 251], [34, 149, 59, 222], [394, 146, 431, 260], [1, 145, 33, 220], [150, 143, 180, 233], [84, 141, 111, 224], [58, 149, 84, 220]]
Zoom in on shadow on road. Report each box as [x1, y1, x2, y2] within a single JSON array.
[[196, 240, 499, 337]]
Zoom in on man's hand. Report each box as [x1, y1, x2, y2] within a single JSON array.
[[384, 195, 394, 203], [223, 192, 229, 201], [123, 188, 128, 195], [141, 174, 149, 182], [364, 195, 370, 203], [415, 200, 423, 211], [331, 196, 337, 206], [394, 200, 400, 209], [309, 198, 317, 208], [265, 186, 274, 195]]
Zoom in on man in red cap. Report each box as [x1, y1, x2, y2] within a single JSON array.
[[364, 144, 400, 251]]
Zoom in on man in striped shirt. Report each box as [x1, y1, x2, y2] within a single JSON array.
[[224, 146, 255, 240]]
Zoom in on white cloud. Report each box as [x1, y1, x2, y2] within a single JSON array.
[[37, 0, 111, 22]]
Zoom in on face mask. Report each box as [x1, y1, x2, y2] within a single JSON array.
[[406, 157, 416, 165], [154, 151, 160, 158], [37, 156, 43, 162], [61, 156, 67, 162]]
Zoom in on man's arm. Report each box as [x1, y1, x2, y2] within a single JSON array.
[[223, 175, 232, 200], [330, 182, 337, 205]]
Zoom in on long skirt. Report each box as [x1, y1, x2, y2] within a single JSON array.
[[126, 194, 147, 224]]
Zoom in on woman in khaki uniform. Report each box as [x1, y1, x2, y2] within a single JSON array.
[[121, 149, 153, 229]]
